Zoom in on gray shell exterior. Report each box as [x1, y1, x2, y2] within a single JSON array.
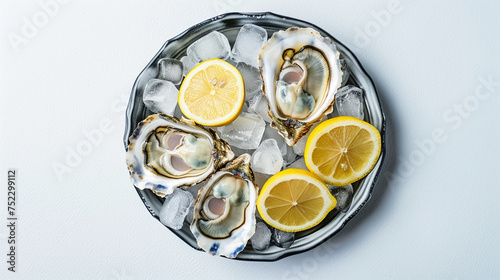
[[190, 154, 258, 258], [126, 114, 234, 197]]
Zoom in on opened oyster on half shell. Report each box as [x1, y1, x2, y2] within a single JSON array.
[[126, 114, 234, 197], [259, 27, 343, 145], [190, 154, 258, 258]]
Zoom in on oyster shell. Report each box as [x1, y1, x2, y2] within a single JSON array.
[[190, 154, 258, 258], [126, 114, 234, 197], [259, 27, 343, 145]]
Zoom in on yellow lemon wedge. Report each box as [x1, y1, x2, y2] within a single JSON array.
[[304, 116, 382, 186], [178, 58, 245, 126], [257, 169, 336, 232]]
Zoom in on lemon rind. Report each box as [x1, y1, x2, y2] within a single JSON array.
[[257, 169, 336, 232]]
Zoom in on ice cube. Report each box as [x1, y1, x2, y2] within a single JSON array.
[[217, 112, 266, 149], [335, 85, 365, 120], [271, 228, 295, 248], [242, 101, 249, 113], [158, 58, 184, 85], [158, 188, 194, 230], [287, 157, 308, 171], [231, 24, 268, 68], [262, 125, 287, 156], [183, 183, 204, 224], [187, 31, 231, 61], [180, 55, 199, 76], [340, 59, 351, 87], [236, 62, 262, 99], [185, 205, 194, 224], [329, 184, 354, 213], [251, 139, 283, 175], [143, 79, 178, 115], [250, 222, 272, 251], [248, 93, 272, 123]]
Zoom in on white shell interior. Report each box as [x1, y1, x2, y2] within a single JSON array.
[[126, 115, 219, 197], [190, 169, 257, 258], [259, 27, 343, 123]]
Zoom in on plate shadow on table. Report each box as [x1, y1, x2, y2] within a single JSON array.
[[343, 78, 400, 229], [283, 78, 401, 266]]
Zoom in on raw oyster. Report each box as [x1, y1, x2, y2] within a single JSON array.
[[126, 114, 234, 197], [259, 27, 343, 145], [190, 154, 258, 258]]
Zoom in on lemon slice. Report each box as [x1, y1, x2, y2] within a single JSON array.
[[257, 169, 336, 232], [178, 58, 245, 126], [304, 116, 382, 186]]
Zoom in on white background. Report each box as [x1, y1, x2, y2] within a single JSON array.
[[1, 0, 499, 279]]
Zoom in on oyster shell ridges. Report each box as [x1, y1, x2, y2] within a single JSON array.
[[126, 114, 234, 197], [190, 154, 258, 258], [259, 27, 343, 145]]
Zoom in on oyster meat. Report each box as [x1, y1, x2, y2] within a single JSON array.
[[126, 114, 234, 197], [259, 27, 343, 145], [190, 154, 258, 258]]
